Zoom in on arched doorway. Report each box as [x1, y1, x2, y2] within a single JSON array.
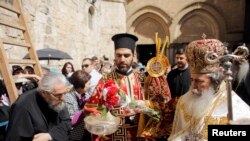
[[127, 7, 171, 64]]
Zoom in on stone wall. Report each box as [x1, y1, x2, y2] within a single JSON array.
[[0, 0, 126, 70], [126, 0, 245, 64], [0, 0, 246, 71], [127, 0, 245, 43]]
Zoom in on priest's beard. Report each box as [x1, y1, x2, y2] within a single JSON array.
[[49, 101, 66, 113], [237, 62, 249, 83], [115, 60, 133, 75], [187, 86, 216, 118]]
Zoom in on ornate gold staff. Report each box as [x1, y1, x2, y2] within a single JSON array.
[[204, 44, 249, 121], [146, 33, 170, 77]]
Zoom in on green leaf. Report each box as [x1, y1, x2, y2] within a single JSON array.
[[128, 100, 137, 108], [97, 104, 103, 110], [110, 110, 117, 117], [101, 108, 108, 118]]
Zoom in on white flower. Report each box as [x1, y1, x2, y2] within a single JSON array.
[[102, 88, 108, 101]]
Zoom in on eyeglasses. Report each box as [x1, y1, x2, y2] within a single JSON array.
[[51, 92, 66, 99], [82, 64, 90, 68], [43, 90, 66, 99]]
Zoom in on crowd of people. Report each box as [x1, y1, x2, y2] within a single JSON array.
[[0, 32, 250, 141]]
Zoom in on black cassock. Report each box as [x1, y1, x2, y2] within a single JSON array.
[[167, 67, 191, 97], [5, 89, 71, 141]]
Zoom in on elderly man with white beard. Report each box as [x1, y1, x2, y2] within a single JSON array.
[[5, 72, 72, 141], [168, 39, 250, 141]]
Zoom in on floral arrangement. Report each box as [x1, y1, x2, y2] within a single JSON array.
[[84, 78, 162, 138], [95, 79, 161, 121], [84, 79, 124, 137], [98, 79, 127, 117]]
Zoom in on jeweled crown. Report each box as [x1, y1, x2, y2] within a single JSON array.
[[185, 39, 225, 73]]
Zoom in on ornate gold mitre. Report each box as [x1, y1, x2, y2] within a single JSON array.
[[185, 38, 225, 73]]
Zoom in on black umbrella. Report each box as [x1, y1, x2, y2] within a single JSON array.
[[23, 47, 73, 64]]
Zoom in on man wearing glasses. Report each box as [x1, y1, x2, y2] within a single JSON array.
[[81, 58, 102, 100], [5, 72, 71, 141]]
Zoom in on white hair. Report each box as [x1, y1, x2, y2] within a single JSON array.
[[49, 102, 66, 112], [207, 71, 224, 91], [237, 62, 249, 83], [38, 72, 68, 92]]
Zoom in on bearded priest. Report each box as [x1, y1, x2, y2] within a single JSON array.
[[168, 38, 250, 141]]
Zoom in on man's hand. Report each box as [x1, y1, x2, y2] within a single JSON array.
[[32, 133, 52, 141], [84, 105, 101, 115]]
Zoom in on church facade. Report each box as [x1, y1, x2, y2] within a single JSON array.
[[0, 0, 246, 69]]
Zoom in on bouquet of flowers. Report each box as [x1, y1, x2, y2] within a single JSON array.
[[98, 79, 161, 121], [98, 79, 128, 117], [84, 79, 124, 136]]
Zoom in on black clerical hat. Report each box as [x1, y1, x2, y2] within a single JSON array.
[[112, 33, 138, 51]]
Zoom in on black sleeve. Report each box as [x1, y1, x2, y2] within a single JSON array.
[[49, 107, 72, 141], [5, 104, 34, 141]]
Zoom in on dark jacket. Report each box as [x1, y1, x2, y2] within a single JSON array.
[[5, 89, 71, 141], [167, 67, 191, 97]]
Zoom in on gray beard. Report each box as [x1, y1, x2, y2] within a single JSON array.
[[49, 101, 66, 113], [237, 62, 249, 83], [188, 86, 216, 118]]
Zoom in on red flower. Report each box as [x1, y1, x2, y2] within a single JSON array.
[[106, 95, 119, 106], [104, 79, 116, 87], [101, 79, 124, 110], [133, 85, 139, 95], [108, 87, 119, 96]]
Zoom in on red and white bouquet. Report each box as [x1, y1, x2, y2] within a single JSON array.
[[99, 79, 160, 120], [101, 79, 121, 109], [84, 79, 124, 136], [97, 79, 128, 117]]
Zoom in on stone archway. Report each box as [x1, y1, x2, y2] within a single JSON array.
[[129, 12, 169, 44], [127, 6, 171, 44], [170, 2, 227, 43], [127, 6, 171, 63], [167, 2, 227, 64], [175, 9, 220, 43]]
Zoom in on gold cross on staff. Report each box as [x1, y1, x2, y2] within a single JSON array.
[[202, 33, 207, 39]]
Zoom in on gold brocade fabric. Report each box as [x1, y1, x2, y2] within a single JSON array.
[[185, 39, 225, 74], [140, 75, 172, 139], [179, 104, 229, 140], [202, 116, 228, 139], [140, 98, 178, 138], [170, 82, 229, 140]]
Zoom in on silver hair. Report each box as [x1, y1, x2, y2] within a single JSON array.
[[38, 72, 68, 92], [236, 62, 249, 83], [207, 71, 224, 90]]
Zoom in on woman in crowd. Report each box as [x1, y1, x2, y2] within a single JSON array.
[[61, 62, 75, 81], [64, 70, 91, 141]]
